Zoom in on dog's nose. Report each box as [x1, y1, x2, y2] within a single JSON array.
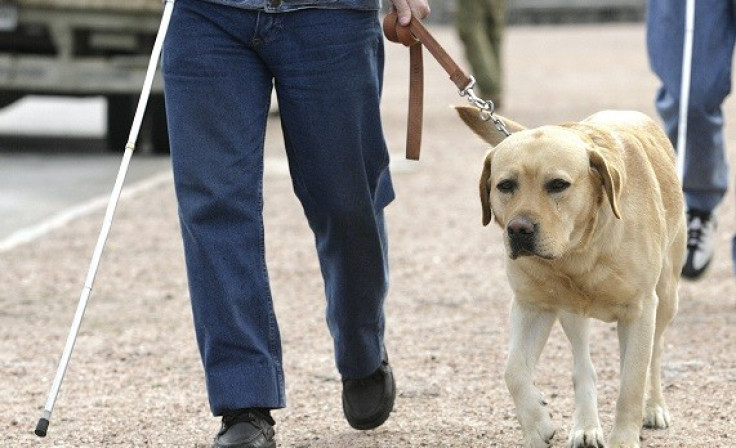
[[507, 217, 535, 236]]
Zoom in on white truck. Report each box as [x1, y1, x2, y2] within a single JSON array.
[[0, 0, 169, 152]]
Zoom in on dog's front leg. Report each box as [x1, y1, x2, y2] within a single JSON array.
[[505, 300, 558, 448], [609, 294, 658, 448], [644, 278, 678, 429], [559, 312, 604, 448]]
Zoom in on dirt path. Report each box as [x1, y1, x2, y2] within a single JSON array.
[[2, 23, 735, 447]]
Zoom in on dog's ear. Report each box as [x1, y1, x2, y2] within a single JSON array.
[[568, 122, 625, 220], [455, 105, 526, 147], [479, 149, 494, 226], [588, 146, 623, 220]]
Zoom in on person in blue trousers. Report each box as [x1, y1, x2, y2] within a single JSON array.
[[647, 0, 736, 279], [162, 0, 430, 446]]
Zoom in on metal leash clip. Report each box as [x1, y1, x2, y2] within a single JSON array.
[[459, 76, 511, 137]]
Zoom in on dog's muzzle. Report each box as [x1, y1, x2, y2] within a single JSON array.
[[507, 216, 537, 259]]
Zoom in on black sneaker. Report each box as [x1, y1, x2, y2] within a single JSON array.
[[342, 356, 396, 430], [212, 408, 276, 448], [682, 209, 717, 280]]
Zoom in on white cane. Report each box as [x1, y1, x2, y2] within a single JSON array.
[[676, 0, 696, 182], [34, 0, 176, 437]]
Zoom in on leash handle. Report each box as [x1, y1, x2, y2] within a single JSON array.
[[383, 11, 472, 90], [383, 11, 424, 160]]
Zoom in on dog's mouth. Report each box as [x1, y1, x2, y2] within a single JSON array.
[[508, 237, 555, 260], [509, 237, 536, 259], [509, 249, 555, 260], [509, 248, 534, 259], [509, 246, 555, 260]]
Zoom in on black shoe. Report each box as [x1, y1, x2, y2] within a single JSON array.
[[682, 209, 717, 280], [342, 357, 396, 430], [212, 408, 276, 448]]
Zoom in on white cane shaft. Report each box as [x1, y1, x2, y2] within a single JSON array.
[[676, 0, 695, 182], [37, 0, 176, 435], [41, 148, 134, 417], [41, 285, 93, 415]]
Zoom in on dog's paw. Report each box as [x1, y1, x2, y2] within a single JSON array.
[[608, 427, 641, 448], [523, 431, 556, 448], [568, 427, 605, 448], [643, 403, 671, 429], [522, 416, 557, 448]]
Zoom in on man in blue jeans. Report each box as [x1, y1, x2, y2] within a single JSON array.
[[647, 0, 736, 279], [162, 0, 430, 446]]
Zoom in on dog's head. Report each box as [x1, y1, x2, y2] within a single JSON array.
[[456, 105, 623, 260]]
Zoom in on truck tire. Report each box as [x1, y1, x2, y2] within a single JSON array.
[[147, 94, 170, 155], [106, 94, 134, 152], [106, 93, 170, 154], [0, 91, 23, 109]]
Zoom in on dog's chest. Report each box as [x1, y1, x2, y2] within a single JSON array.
[[511, 262, 641, 322]]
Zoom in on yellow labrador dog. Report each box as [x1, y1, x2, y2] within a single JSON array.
[[456, 106, 686, 448]]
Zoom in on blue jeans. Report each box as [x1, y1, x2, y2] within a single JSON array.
[[162, 0, 394, 415], [647, 0, 736, 212]]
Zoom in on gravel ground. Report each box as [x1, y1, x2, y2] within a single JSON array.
[[2, 23, 735, 447]]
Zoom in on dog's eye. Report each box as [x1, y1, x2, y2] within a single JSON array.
[[546, 179, 570, 193], [497, 179, 517, 193]]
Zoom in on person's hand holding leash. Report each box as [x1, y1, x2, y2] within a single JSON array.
[[390, 0, 430, 25]]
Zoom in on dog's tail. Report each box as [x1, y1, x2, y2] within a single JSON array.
[[454, 104, 526, 147]]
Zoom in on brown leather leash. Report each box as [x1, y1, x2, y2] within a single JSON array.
[[382, 10, 510, 160]]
